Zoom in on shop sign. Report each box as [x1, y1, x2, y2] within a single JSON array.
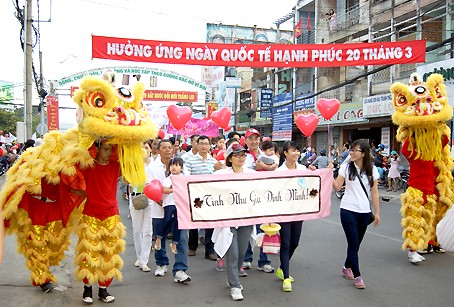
[[362, 94, 393, 118]]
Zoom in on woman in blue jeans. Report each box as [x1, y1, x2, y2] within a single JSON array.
[[332, 139, 380, 289], [276, 141, 312, 292]]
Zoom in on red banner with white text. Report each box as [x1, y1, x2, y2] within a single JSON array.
[[46, 95, 59, 131], [92, 35, 426, 68]]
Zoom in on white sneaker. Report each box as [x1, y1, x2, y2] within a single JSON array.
[[257, 264, 275, 273], [174, 270, 191, 283], [242, 261, 252, 270], [134, 260, 140, 267], [417, 253, 425, 261], [408, 251, 422, 264], [140, 265, 151, 272], [154, 265, 168, 276], [230, 287, 243, 301]]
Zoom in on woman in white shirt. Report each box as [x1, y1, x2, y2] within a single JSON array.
[[332, 139, 380, 290], [275, 141, 308, 292], [214, 143, 254, 301]]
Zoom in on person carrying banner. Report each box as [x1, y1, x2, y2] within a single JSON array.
[[151, 139, 191, 283], [275, 141, 310, 292], [213, 143, 255, 301], [243, 128, 275, 274]]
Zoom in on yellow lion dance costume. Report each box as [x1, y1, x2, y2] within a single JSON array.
[[0, 71, 156, 300], [391, 72, 454, 264]]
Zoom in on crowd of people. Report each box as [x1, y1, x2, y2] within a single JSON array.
[[122, 128, 383, 302], [3, 130, 438, 303]]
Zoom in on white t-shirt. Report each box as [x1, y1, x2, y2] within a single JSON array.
[[148, 158, 167, 218], [339, 162, 379, 213], [162, 175, 176, 207], [214, 167, 256, 174], [244, 149, 262, 170], [276, 161, 306, 171]]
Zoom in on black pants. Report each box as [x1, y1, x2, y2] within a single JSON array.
[[188, 228, 214, 256]]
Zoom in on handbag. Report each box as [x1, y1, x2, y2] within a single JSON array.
[[262, 233, 281, 254], [354, 167, 375, 225], [132, 194, 149, 210]]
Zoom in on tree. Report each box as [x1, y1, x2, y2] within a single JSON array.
[[0, 106, 41, 137]]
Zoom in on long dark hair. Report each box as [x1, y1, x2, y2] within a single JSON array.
[[347, 139, 374, 187], [166, 157, 184, 176], [279, 141, 301, 167]]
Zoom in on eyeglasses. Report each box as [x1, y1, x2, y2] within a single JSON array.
[[232, 153, 246, 158], [349, 149, 363, 153], [198, 142, 210, 146]]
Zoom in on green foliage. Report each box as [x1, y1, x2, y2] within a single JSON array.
[[0, 107, 41, 135]]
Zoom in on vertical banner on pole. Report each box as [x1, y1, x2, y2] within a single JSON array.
[[46, 95, 59, 131]]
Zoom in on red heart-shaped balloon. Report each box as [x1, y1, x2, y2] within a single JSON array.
[[295, 114, 319, 137], [158, 129, 165, 139], [316, 98, 340, 120], [143, 179, 163, 203], [167, 105, 192, 130], [211, 107, 231, 129], [224, 125, 232, 132]]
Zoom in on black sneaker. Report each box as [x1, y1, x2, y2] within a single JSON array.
[[98, 287, 115, 303], [417, 244, 433, 254], [40, 282, 54, 293], [82, 285, 93, 304], [433, 245, 446, 253]]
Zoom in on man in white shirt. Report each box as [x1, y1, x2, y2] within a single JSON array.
[[185, 135, 218, 261], [151, 139, 191, 283]]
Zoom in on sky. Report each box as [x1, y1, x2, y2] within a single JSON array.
[[0, 0, 297, 128], [0, 0, 296, 88]]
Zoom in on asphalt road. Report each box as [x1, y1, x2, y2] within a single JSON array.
[[0, 177, 453, 307]]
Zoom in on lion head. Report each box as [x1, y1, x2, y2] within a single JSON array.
[[73, 72, 156, 145], [391, 73, 452, 129]]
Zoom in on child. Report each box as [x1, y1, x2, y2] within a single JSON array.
[[387, 150, 401, 192], [154, 157, 183, 254], [212, 136, 226, 159], [260, 140, 280, 165]]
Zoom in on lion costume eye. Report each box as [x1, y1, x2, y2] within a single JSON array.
[[86, 91, 106, 108], [394, 93, 407, 108]]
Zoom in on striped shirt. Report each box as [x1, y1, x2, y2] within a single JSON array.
[[185, 153, 216, 175]]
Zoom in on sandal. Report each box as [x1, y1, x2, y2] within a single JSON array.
[[387, 189, 392, 192]]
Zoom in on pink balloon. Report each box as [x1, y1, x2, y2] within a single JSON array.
[[211, 107, 231, 129], [167, 105, 192, 130], [316, 98, 340, 120], [143, 180, 163, 202], [158, 129, 165, 139], [295, 114, 319, 137], [224, 125, 232, 132]]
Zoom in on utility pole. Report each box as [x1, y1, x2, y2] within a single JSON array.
[[24, 0, 33, 140], [39, 51, 45, 125]]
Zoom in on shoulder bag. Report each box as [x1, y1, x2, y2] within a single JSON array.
[[354, 167, 375, 225]]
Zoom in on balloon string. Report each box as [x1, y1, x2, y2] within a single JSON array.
[[327, 123, 331, 160]]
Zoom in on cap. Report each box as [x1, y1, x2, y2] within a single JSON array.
[[245, 128, 260, 138], [225, 143, 247, 167], [391, 150, 397, 155], [378, 143, 385, 150]]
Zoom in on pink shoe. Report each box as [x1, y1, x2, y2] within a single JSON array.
[[341, 267, 354, 280], [354, 276, 366, 289]]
